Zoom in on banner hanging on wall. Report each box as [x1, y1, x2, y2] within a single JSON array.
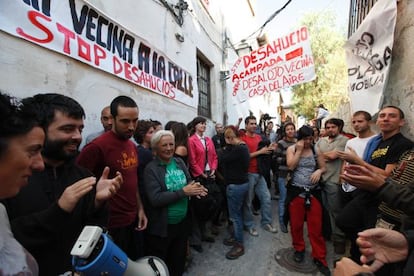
[[230, 26, 316, 103], [0, 0, 196, 107], [344, 0, 397, 115]]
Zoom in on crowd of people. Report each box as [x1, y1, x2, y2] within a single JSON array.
[[1, 94, 414, 276]]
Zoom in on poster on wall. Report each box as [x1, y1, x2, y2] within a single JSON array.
[[344, 0, 397, 115], [0, 0, 196, 107], [230, 26, 316, 103]]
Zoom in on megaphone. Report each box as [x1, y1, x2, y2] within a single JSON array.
[[71, 226, 169, 276]]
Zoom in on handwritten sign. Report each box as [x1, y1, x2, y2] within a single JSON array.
[[344, 0, 397, 114], [0, 0, 196, 107], [231, 26, 315, 102]]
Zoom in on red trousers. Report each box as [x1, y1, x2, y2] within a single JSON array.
[[289, 196, 327, 266]]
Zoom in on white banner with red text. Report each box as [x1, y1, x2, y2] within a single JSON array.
[[0, 0, 196, 107], [231, 26, 315, 103], [344, 0, 396, 115]]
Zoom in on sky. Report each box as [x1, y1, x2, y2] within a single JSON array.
[[255, 0, 350, 41]]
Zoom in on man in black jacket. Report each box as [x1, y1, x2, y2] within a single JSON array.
[[4, 94, 122, 275]]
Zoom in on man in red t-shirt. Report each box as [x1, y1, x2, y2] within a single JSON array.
[[241, 116, 278, 236], [77, 95, 147, 260]]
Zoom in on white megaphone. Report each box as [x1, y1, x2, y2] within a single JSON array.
[[71, 226, 169, 276]]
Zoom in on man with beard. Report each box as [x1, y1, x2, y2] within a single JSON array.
[[317, 118, 349, 256], [4, 93, 122, 275], [77, 95, 148, 260]]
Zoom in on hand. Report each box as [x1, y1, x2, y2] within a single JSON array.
[[357, 228, 408, 271], [295, 140, 304, 152], [135, 208, 148, 231], [337, 147, 361, 164], [95, 167, 122, 207], [183, 181, 208, 197], [260, 146, 273, 155], [334, 257, 373, 276], [341, 165, 386, 192], [58, 177, 96, 212], [310, 169, 322, 184]]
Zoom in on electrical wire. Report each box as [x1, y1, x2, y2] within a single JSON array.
[[234, 0, 293, 46]]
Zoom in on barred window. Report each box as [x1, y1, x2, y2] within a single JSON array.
[[197, 57, 211, 118]]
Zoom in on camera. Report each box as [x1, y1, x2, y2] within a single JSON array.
[[261, 113, 276, 121], [262, 113, 271, 121]]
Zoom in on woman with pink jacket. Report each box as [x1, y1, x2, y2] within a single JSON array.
[[187, 116, 219, 252]]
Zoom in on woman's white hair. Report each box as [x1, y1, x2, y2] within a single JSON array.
[[151, 130, 175, 150]]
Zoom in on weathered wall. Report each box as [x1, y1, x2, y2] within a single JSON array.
[[382, 0, 414, 140], [0, 0, 259, 138]]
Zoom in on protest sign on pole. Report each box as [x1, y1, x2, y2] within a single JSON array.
[[344, 0, 397, 115], [230, 26, 315, 103]]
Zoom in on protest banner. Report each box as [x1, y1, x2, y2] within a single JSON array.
[[231, 26, 315, 103], [344, 0, 397, 115], [0, 0, 196, 107]]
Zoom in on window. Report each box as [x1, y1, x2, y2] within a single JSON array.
[[348, 0, 379, 37], [197, 57, 211, 118]]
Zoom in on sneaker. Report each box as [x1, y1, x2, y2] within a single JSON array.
[[294, 250, 305, 263], [225, 243, 245, 260], [223, 237, 236, 246], [262, 224, 278, 233], [314, 259, 331, 276], [280, 223, 288, 233], [248, 228, 259, 237]]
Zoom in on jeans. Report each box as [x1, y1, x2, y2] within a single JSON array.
[[278, 177, 288, 225], [243, 173, 273, 229], [227, 183, 249, 243]]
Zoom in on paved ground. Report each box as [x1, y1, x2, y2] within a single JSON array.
[[183, 195, 336, 276]]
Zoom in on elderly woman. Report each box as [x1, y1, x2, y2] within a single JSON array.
[[143, 130, 207, 276], [286, 125, 329, 276], [0, 92, 45, 275]]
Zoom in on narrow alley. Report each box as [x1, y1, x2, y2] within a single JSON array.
[[184, 194, 335, 276]]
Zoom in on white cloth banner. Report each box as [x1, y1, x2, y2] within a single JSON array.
[[230, 26, 315, 103], [344, 0, 397, 115], [0, 0, 196, 107]]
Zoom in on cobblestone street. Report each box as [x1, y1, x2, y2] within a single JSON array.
[[184, 195, 336, 276]]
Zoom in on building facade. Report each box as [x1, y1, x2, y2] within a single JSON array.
[[1, 0, 276, 137]]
